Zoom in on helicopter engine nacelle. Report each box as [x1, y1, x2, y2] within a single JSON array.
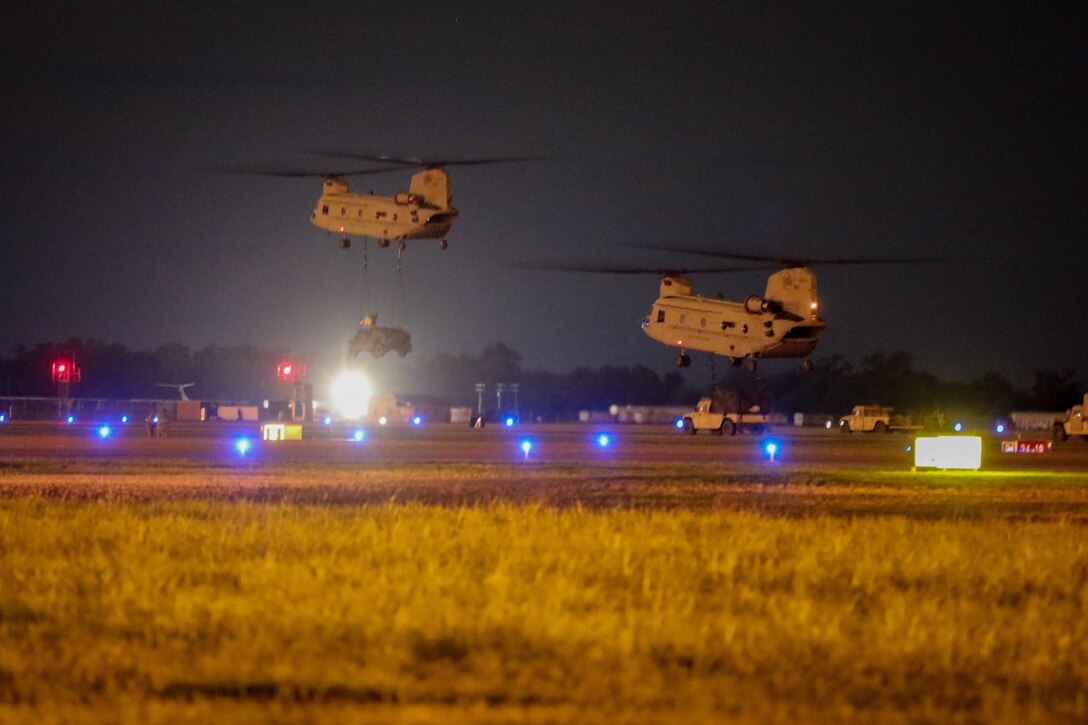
[[744, 295, 782, 315]]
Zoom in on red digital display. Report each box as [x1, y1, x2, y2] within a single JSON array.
[[1000, 440, 1051, 454]]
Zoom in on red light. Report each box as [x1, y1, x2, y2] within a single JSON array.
[[52, 359, 77, 383], [277, 361, 304, 383]]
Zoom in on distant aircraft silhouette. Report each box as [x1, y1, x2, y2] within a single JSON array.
[[154, 383, 196, 401]]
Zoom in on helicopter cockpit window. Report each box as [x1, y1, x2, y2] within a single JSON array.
[[656, 309, 665, 323]]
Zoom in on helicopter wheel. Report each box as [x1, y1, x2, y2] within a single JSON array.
[[746, 358, 758, 372], [339, 236, 351, 250], [397, 239, 406, 254], [378, 239, 390, 249], [728, 356, 742, 367], [675, 353, 691, 368], [802, 359, 813, 373], [439, 239, 448, 250]]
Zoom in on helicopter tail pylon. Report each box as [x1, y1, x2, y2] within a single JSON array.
[[408, 167, 453, 210]]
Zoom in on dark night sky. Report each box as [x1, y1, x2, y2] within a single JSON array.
[[1, 1, 1085, 386]]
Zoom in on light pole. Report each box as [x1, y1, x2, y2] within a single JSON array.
[[475, 383, 485, 416]]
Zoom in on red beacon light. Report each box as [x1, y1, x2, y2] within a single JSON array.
[[51, 360, 81, 383], [276, 361, 307, 383]]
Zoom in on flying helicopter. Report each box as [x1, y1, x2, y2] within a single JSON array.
[[517, 246, 940, 372], [223, 153, 545, 255]]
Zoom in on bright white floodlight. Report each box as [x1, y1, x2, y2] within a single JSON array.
[[330, 371, 373, 420]]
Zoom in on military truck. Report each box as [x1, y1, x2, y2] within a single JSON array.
[[680, 396, 773, 436], [838, 405, 920, 434], [1052, 394, 1088, 442], [349, 315, 412, 358]]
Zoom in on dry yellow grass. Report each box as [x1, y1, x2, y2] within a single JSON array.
[[1, 466, 1087, 723]]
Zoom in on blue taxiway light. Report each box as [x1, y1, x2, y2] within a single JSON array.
[[596, 433, 612, 448], [0, 414, 6, 423], [323, 416, 333, 426], [235, 438, 251, 455], [66, 415, 75, 424], [412, 415, 423, 426], [352, 429, 366, 442], [674, 418, 685, 429], [519, 438, 534, 456], [762, 438, 782, 462], [995, 423, 1006, 434], [97, 425, 112, 438], [504, 416, 517, 427], [953, 422, 963, 432], [121, 415, 129, 424]]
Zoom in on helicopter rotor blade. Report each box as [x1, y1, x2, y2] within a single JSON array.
[[637, 244, 949, 267], [506, 260, 777, 276], [311, 151, 551, 168], [209, 164, 406, 179]]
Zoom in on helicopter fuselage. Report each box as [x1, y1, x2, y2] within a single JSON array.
[[641, 272, 827, 363], [310, 169, 458, 243]]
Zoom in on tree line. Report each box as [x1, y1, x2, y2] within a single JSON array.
[[0, 339, 288, 402], [0, 339, 1082, 417]]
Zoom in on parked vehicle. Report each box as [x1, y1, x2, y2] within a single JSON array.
[[838, 405, 921, 434], [681, 397, 773, 436], [1053, 394, 1088, 442]]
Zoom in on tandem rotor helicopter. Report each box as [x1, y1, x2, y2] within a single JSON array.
[[224, 153, 545, 255], [518, 245, 940, 373]]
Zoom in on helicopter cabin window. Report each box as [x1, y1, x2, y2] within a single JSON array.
[[340, 207, 346, 215], [322, 205, 329, 215], [679, 314, 686, 325], [700, 317, 706, 328], [720, 321, 735, 330], [357, 210, 363, 218], [741, 324, 749, 334], [656, 309, 665, 323]]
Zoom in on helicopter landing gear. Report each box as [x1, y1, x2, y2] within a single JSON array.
[[675, 353, 691, 368], [397, 239, 406, 257], [746, 358, 758, 372], [728, 356, 742, 367], [378, 239, 391, 249], [439, 239, 448, 250], [339, 236, 351, 250], [802, 358, 814, 373]]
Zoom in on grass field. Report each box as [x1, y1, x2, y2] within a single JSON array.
[[1, 460, 1087, 723]]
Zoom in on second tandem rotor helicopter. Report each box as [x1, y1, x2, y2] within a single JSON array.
[[517, 246, 940, 373]]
